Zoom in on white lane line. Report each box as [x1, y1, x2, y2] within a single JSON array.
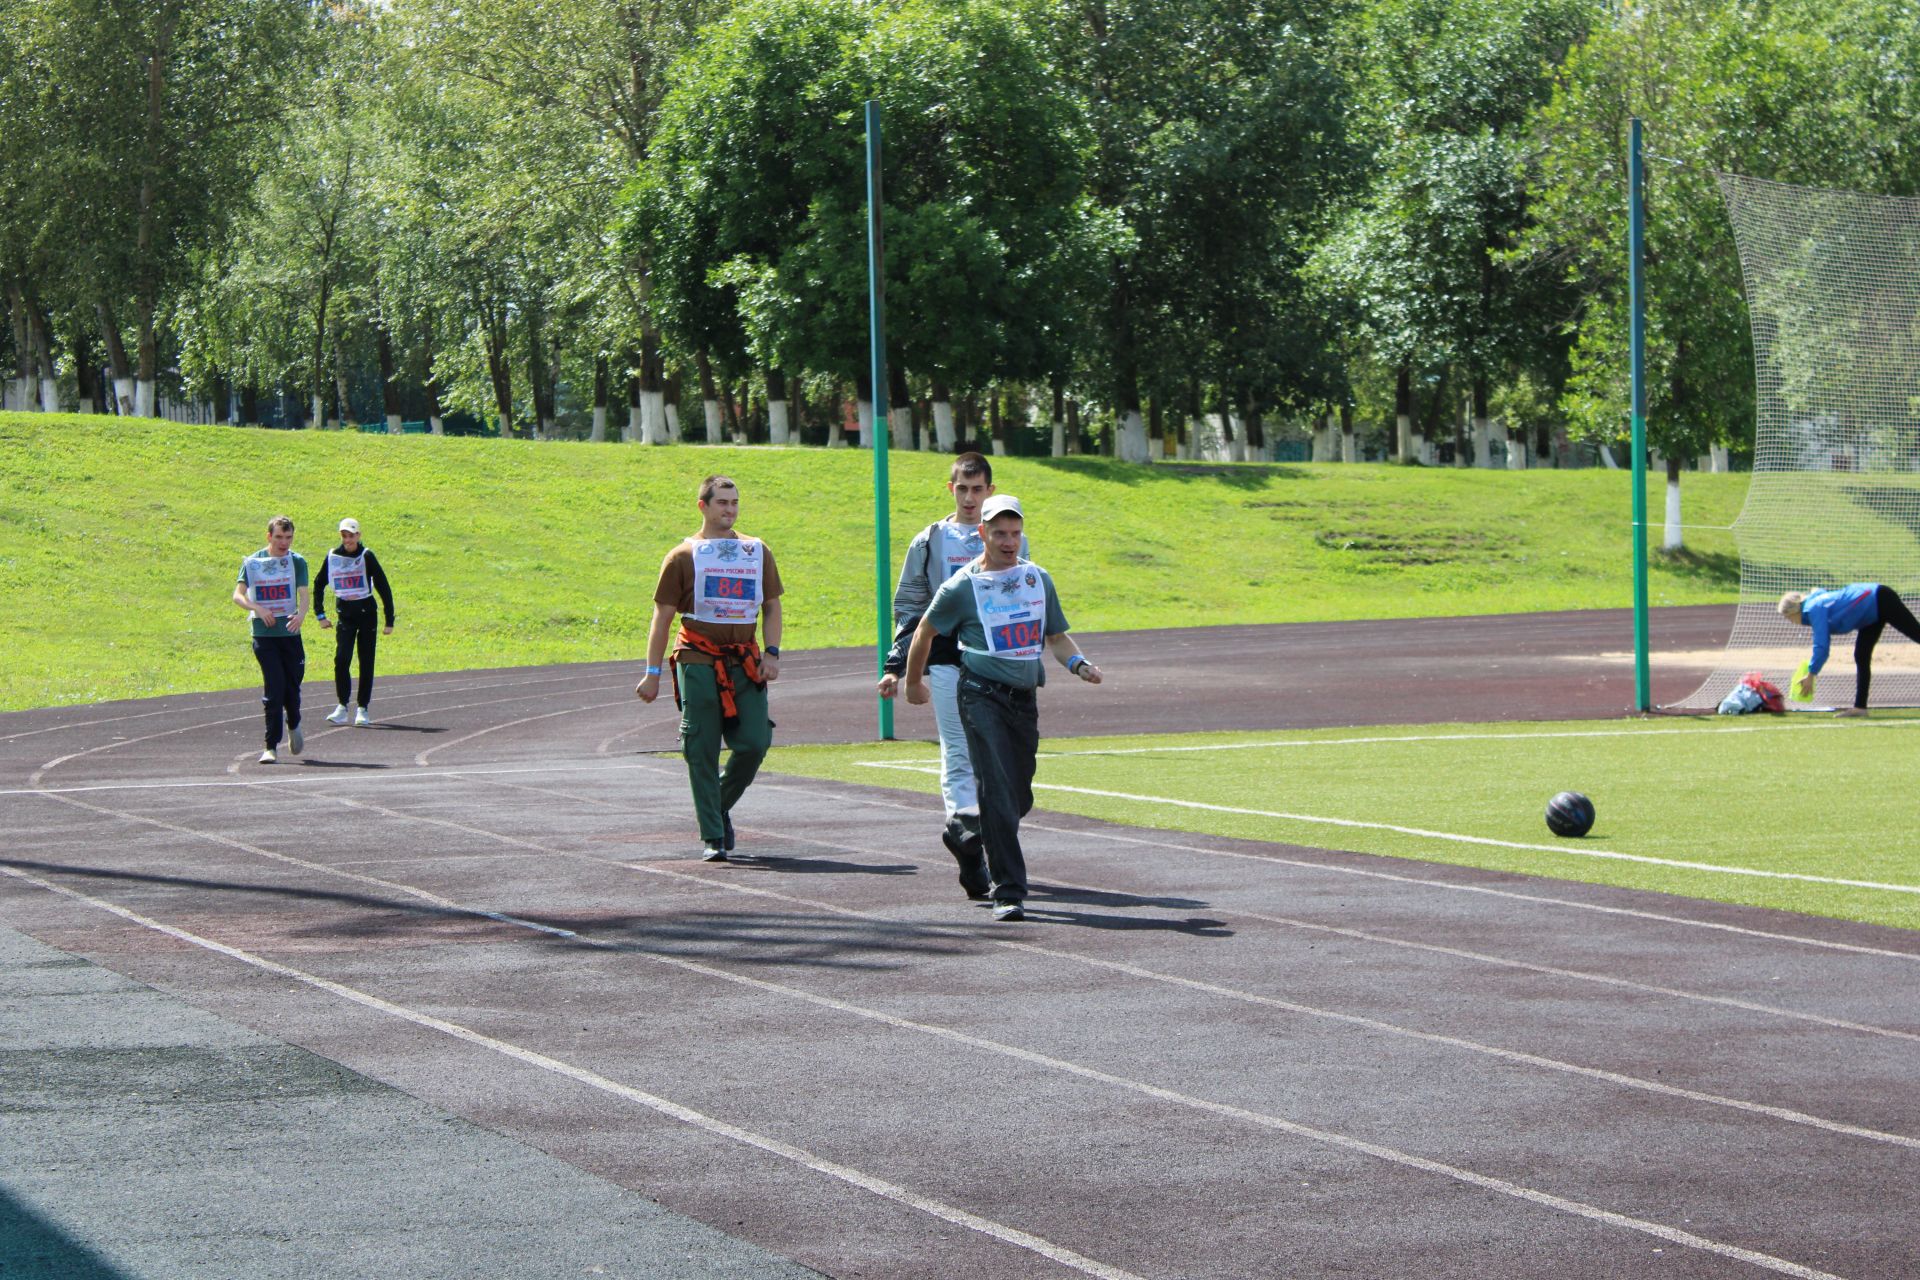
[[0, 758, 659, 798], [407, 779, 1920, 1139], [1010, 719, 1920, 758], [968, 776, 1920, 898], [27, 671, 630, 787], [28, 790, 574, 940], [0, 863, 1140, 1280], [1016, 818, 1920, 962], [0, 838, 1851, 1280], [415, 699, 634, 766]]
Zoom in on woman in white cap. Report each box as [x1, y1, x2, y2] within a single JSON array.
[[313, 518, 396, 726]]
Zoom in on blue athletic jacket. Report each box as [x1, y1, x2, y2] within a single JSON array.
[[1801, 583, 1881, 675]]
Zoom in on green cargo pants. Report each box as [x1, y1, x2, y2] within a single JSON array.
[[677, 659, 771, 846]]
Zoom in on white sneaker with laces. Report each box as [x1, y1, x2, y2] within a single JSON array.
[[326, 704, 351, 725], [354, 707, 372, 727], [258, 748, 277, 764]]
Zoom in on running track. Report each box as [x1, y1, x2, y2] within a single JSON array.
[[6, 606, 1919, 1279]]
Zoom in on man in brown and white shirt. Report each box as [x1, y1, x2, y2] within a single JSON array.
[[637, 475, 784, 860]]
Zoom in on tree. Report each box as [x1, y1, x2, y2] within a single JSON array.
[[1522, 0, 1879, 543]]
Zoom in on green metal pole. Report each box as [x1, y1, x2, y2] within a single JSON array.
[[1628, 117, 1652, 712], [865, 100, 895, 740]]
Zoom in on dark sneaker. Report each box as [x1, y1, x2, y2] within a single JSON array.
[[942, 823, 991, 900], [723, 813, 736, 853], [701, 845, 728, 863], [990, 901, 1025, 922]]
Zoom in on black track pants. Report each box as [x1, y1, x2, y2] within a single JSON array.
[[252, 635, 305, 747]]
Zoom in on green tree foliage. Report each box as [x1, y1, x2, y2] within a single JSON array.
[[628, 0, 1101, 405]]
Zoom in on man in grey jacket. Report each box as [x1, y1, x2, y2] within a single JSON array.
[[878, 453, 1025, 898]]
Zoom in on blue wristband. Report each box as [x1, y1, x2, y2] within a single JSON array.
[[645, 665, 662, 677], [1067, 654, 1084, 673]]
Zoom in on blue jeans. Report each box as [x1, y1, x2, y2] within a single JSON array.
[[957, 673, 1039, 903]]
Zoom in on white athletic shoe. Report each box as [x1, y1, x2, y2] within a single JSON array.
[[288, 724, 303, 755], [326, 704, 351, 725], [354, 707, 372, 727], [258, 748, 277, 764]]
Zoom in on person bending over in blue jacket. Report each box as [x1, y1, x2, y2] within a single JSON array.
[[1778, 583, 1920, 716]]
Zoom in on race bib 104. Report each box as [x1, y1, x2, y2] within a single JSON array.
[[969, 564, 1047, 661]]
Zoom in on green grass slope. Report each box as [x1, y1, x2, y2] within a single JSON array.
[[0, 413, 1746, 710]]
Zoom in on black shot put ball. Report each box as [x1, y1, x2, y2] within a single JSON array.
[[1546, 791, 1596, 838]]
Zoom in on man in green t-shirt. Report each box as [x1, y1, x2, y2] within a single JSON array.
[[231, 514, 310, 764], [905, 495, 1102, 920]]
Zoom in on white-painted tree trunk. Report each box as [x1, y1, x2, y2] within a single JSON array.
[[1420, 436, 1436, 466], [1598, 442, 1618, 469], [1665, 476, 1683, 550], [39, 378, 59, 412], [1395, 412, 1412, 461], [641, 390, 667, 444], [79, 395, 96, 415], [665, 403, 681, 441], [855, 399, 873, 448], [430, 415, 445, 436], [590, 406, 607, 442], [703, 399, 723, 444], [1507, 437, 1528, 470], [134, 380, 155, 419], [932, 400, 955, 451], [1051, 417, 1065, 457], [386, 413, 403, 435], [625, 405, 641, 443], [918, 422, 931, 451], [1229, 416, 1247, 463], [1472, 414, 1491, 468], [1341, 429, 1357, 464], [1120, 409, 1147, 462], [890, 406, 913, 450], [767, 398, 790, 445], [1710, 444, 1729, 473], [111, 378, 133, 416], [311, 393, 325, 429]]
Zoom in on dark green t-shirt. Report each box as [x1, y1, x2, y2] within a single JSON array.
[[924, 559, 1069, 690], [237, 549, 309, 638]]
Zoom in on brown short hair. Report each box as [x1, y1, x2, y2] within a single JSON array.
[[699, 475, 738, 504], [952, 452, 992, 485], [266, 515, 294, 535]]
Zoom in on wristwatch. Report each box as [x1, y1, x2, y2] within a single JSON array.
[[764, 645, 781, 657]]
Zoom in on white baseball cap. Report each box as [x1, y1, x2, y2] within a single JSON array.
[[980, 495, 1023, 522], [338, 518, 360, 534]]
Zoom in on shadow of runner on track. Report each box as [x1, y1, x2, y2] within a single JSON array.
[[0, 1186, 135, 1280], [2, 860, 984, 972]]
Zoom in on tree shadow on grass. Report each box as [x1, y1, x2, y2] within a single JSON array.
[[1024, 457, 1307, 490], [1653, 546, 1742, 592]]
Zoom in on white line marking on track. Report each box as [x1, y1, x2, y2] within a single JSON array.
[[414, 699, 634, 766], [876, 772, 1920, 898], [0, 848, 1853, 1279], [435, 777, 1920, 1130], [15, 756, 1917, 961], [1004, 718, 1920, 758], [0, 863, 1141, 1280]]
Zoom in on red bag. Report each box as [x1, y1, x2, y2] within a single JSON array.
[[1740, 671, 1786, 713]]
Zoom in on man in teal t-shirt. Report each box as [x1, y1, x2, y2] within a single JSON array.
[[231, 514, 310, 763], [905, 495, 1103, 921]]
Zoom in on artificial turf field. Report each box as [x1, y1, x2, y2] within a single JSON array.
[[769, 712, 1920, 931]]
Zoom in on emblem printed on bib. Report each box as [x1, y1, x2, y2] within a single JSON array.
[[327, 551, 372, 601], [970, 564, 1047, 660], [692, 537, 763, 624]]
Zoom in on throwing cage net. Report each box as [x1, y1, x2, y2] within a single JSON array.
[[1673, 173, 1920, 709]]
